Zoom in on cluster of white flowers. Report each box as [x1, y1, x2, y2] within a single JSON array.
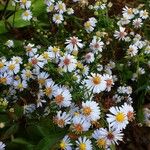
[[45, 0, 74, 25], [12, 0, 32, 21]]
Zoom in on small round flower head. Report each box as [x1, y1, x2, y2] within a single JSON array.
[[72, 115, 91, 133], [140, 10, 148, 19], [54, 111, 71, 128], [60, 135, 72, 150], [55, 1, 66, 14], [121, 103, 134, 121], [22, 10, 32, 21], [53, 13, 64, 24], [0, 141, 5, 150], [13, 79, 27, 91], [81, 100, 101, 122], [133, 18, 143, 28], [5, 40, 14, 48], [84, 52, 95, 64], [53, 87, 72, 107], [76, 136, 92, 150], [25, 43, 37, 57], [122, 6, 134, 19], [48, 46, 60, 61], [0, 72, 12, 85], [84, 73, 106, 93], [20, 0, 31, 9], [90, 36, 104, 54], [44, 79, 58, 99], [23, 104, 36, 115], [36, 90, 46, 107], [65, 36, 83, 53], [59, 54, 77, 72], [37, 71, 49, 87], [127, 45, 138, 57], [84, 17, 97, 33], [6, 61, 20, 75], [46, 3, 54, 12], [106, 106, 129, 130], [103, 74, 114, 92], [114, 27, 127, 41]]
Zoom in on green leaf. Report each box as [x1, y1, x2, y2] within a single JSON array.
[[2, 123, 19, 140], [0, 21, 8, 34], [36, 132, 66, 150], [12, 138, 31, 145]]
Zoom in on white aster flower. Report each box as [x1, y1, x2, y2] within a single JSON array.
[[55, 1, 66, 14], [127, 45, 138, 57], [107, 106, 129, 130], [53, 13, 64, 24], [122, 6, 134, 19], [84, 52, 95, 64], [0, 141, 5, 150], [133, 18, 143, 28], [84, 73, 106, 93], [25, 43, 37, 57], [5, 40, 14, 48], [59, 54, 77, 72], [114, 27, 127, 41], [76, 136, 92, 150], [60, 135, 72, 150], [140, 10, 148, 19], [65, 36, 83, 53], [22, 10, 32, 21]]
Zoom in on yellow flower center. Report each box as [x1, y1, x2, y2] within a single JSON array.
[[60, 141, 66, 149], [58, 4, 64, 10], [42, 52, 49, 59], [24, 11, 29, 17], [79, 143, 86, 150], [38, 78, 46, 85], [83, 106, 92, 116], [74, 124, 83, 133], [84, 21, 91, 28], [45, 87, 52, 96], [55, 15, 61, 20], [8, 64, 15, 70], [0, 62, 4, 68], [127, 8, 133, 14], [116, 112, 125, 122], [18, 83, 23, 89], [97, 138, 106, 148], [92, 76, 101, 85], [21, 0, 27, 4], [52, 47, 59, 53], [25, 71, 31, 78], [0, 77, 7, 84]]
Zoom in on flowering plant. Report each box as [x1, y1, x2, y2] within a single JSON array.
[[0, 0, 149, 150]]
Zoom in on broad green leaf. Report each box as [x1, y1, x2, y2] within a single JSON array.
[[36, 132, 66, 150], [12, 138, 32, 145]]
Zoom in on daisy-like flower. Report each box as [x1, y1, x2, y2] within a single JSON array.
[[13, 79, 27, 91], [55, 1, 66, 14], [5, 40, 14, 48], [114, 27, 127, 41], [103, 74, 114, 92], [53, 111, 71, 128], [48, 46, 60, 60], [76, 136, 92, 150], [44, 79, 58, 99], [84, 17, 97, 33], [25, 43, 37, 57], [11, 56, 23, 64], [22, 10, 32, 21], [46, 3, 54, 12], [6, 61, 20, 75], [117, 16, 130, 26], [122, 6, 134, 19], [53, 13, 64, 24], [92, 127, 123, 147], [29, 54, 45, 69], [54, 87, 72, 107], [37, 72, 49, 87], [133, 18, 143, 28], [127, 45, 138, 57], [20, 0, 31, 9], [71, 115, 91, 133], [140, 10, 148, 19], [84, 52, 94, 64], [0, 58, 6, 73], [0, 141, 5, 150], [0, 72, 12, 85], [121, 103, 134, 121], [60, 135, 72, 150], [106, 106, 129, 130], [21, 69, 33, 81], [67, 8, 74, 15], [90, 36, 104, 54], [42, 51, 51, 63], [84, 73, 106, 93], [65, 36, 83, 53], [81, 100, 101, 122], [59, 54, 77, 72]]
